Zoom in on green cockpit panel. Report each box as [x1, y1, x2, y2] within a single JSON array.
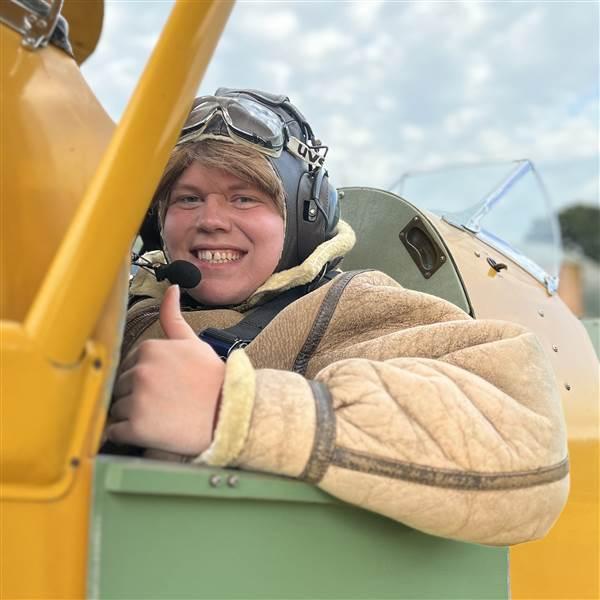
[[89, 457, 508, 599], [339, 187, 471, 315]]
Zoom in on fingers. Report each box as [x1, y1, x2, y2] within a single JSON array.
[[160, 285, 197, 340], [120, 346, 139, 374], [110, 394, 133, 422], [105, 419, 138, 446], [113, 369, 135, 399]]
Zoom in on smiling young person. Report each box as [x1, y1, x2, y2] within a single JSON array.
[[108, 89, 569, 545], [159, 141, 286, 306]]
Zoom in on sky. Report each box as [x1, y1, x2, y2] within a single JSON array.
[[81, 0, 599, 215]]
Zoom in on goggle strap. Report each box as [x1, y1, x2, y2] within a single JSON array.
[[280, 100, 314, 140], [287, 136, 326, 169]]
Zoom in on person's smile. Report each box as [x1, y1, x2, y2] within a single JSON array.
[[162, 162, 284, 306]]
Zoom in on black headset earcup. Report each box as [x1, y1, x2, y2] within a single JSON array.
[[321, 173, 340, 236], [296, 171, 317, 262], [311, 168, 339, 236], [295, 169, 340, 262]]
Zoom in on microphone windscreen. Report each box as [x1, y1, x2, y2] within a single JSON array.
[[156, 261, 202, 288]]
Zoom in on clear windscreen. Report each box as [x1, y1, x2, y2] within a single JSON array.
[[390, 160, 563, 283]]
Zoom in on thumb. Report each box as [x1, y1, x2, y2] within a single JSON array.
[[160, 285, 197, 340]]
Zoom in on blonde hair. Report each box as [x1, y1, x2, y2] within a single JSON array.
[[153, 139, 285, 226]]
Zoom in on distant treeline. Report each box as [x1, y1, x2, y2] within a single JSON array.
[[559, 204, 600, 263]]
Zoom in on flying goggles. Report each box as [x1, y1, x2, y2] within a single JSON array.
[[177, 94, 328, 169]]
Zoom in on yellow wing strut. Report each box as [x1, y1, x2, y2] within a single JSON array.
[[25, 0, 233, 365]]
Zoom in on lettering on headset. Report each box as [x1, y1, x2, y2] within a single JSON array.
[[288, 137, 325, 167]]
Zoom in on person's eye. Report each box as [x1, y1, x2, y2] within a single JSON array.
[[173, 195, 201, 207], [233, 196, 260, 207]]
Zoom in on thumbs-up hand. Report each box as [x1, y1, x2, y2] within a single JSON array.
[[107, 285, 225, 455]]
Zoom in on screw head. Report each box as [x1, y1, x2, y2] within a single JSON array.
[[440, 256, 446, 261], [565, 383, 571, 391], [227, 475, 239, 488], [474, 251, 481, 258], [552, 345, 558, 352], [538, 310, 545, 317], [309, 208, 316, 216], [209, 474, 222, 487], [338, 190, 345, 199]]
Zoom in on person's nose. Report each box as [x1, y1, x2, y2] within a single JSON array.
[[195, 195, 231, 233]]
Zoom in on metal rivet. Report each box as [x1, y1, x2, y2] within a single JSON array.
[[474, 251, 481, 258], [538, 310, 545, 317], [209, 474, 222, 487], [552, 345, 558, 352], [413, 217, 419, 222], [227, 475, 239, 488], [440, 256, 446, 261], [424, 272, 431, 279], [399, 231, 405, 238], [309, 208, 316, 215], [93, 358, 102, 370], [338, 190, 345, 199], [565, 383, 571, 391]]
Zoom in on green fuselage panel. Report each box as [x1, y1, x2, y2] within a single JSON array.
[[339, 187, 472, 314], [89, 458, 508, 599]]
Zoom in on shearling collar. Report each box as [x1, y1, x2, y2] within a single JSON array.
[[129, 220, 356, 309]]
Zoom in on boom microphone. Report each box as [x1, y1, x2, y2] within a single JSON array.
[[154, 260, 202, 288]]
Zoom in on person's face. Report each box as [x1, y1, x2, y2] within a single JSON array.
[[162, 162, 284, 306]]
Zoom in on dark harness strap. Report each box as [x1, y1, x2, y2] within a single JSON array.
[[199, 269, 340, 360], [199, 286, 305, 359]]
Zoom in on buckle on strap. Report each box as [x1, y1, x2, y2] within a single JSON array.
[[198, 328, 249, 360]]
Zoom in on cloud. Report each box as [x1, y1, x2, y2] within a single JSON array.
[[526, 115, 599, 161], [298, 28, 352, 61], [233, 8, 299, 41], [576, 175, 599, 203], [347, 0, 386, 30], [443, 107, 485, 137], [81, 0, 598, 211], [257, 60, 292, 91], [375, 95, 397, 112], [401, 125, 425, 144], [490, 7, 544, 63], [81, 1, 174, 119]]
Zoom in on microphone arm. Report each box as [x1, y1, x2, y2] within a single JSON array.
[[131, 254, 202, 288]]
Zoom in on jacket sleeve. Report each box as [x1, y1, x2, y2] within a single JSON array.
[[195, 276, 569, 546]]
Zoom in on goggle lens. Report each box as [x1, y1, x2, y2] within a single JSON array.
[[178, 96, 285, 155]]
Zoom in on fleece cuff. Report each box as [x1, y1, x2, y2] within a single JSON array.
[[193, 349, 255, 466], [229, 368, 318, 478]]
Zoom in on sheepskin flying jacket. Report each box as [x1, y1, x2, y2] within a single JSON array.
[[124, 220, 569, 546]]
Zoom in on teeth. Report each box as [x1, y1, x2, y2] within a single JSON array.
[[196, 249, 241, 263]]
